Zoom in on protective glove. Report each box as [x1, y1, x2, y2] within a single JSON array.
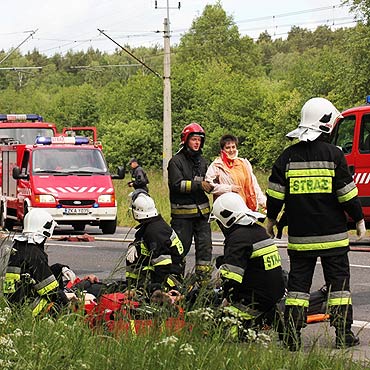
[[64, 292, 78, 301], [201, 181, 214, 193], [83, 293, 97, 304], [266, 218, 277, 238], [126, 243, 138, 263], [356, 219, 366, 240], [62, 266, 76, 283]]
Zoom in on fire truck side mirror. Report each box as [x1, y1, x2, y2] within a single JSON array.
[[12, 166, 29, 181], [111, 165, 125, 180]]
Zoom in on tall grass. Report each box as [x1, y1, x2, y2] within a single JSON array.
[[0, 302, 366, 370], [115, 168, 269, 228]]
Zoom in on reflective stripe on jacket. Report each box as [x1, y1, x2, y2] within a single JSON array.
[[266, 139, 363, 254], [168, 149, 210, 219]]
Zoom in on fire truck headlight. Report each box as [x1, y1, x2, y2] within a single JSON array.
[[36, 194, 56, 203], [98, 194, 114, 203]]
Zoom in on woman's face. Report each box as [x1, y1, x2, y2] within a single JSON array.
[[223, 140, 238, 159]]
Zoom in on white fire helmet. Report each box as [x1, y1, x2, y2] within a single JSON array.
[[22, 209, 57, 244], [130, 190, 158, 221], [286, 97, 343, 142], [209, 192, 265, 228]]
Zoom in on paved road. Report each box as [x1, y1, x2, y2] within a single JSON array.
[[45, 225, 370, 360]]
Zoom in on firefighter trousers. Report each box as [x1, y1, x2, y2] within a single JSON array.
[[170, 217, 212, 266], [285, 252, 353, 333]]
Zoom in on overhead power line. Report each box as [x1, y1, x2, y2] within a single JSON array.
[[97, 28, 162, 78], [236, 4, 347, 24], [0, 29, 38, 65], [0, 66, 42, 71]]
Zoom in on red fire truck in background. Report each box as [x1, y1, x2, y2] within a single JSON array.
[[0, 135, 124, 234], [0, 113, 97, 143], [0, 114, 57, 143], [330, 96, 370, 228]]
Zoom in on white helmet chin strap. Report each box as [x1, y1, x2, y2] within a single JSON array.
[[14, 232, 46, 245]]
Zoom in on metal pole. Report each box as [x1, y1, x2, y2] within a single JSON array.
[[162, 16, 172, 183], [0, 30, 37, 65]]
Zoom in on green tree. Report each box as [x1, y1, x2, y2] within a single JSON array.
[[344, 0, 370, 23], [101, 118, 162, 170], [177, 2, 262, 75]]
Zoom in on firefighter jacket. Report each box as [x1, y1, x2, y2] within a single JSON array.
[[168, 147, 210, 218], [267, 139, 363, 256], [126, 215, 185, 290], [3, 239, 69, 316], [219, 223, 285, 312], [130, 166, 149, 191]]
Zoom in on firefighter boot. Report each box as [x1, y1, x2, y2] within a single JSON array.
[[282, 329, 302, 351], [335, 328, 360, 349], [195, 263, 213, 286]]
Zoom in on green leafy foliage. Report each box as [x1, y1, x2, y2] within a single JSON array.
[[0, 2, 369, 175]]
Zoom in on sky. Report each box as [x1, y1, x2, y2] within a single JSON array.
[[0, 1, 356, 57]]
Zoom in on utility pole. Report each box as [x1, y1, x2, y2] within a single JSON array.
[[155, 0, 180, 182]]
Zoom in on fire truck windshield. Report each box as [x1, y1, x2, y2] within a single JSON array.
[[0, 127, 55, 144], [32, 148, 108, 174]]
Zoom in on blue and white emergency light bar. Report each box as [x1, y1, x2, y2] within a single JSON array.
[[0, 114, 43, 122], [35, 136, 90, 145]]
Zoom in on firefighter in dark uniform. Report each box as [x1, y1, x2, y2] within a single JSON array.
[[209, 192, 285, 337], [128, 158, 149, 192], [266, 97, 366, 350], [126, 190, 185, 292], [3, 209, 70, 316], [167, 123, 214, 279]]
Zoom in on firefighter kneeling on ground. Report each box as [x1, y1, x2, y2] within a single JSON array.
[[209, 192, 286, 340], [2, 209, 74, 316], [125, 189, 185, 299]]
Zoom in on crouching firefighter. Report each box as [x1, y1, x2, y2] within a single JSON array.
[[125, 190, 185, 293], [209, 192, 285, 339], [3, 209, 70, 316]]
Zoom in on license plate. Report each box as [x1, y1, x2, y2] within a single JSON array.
[[63, 208, 89, 215]]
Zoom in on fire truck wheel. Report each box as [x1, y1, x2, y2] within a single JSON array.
[[100, 219, 117, 234], [0, 203, 4, 229], [73, 224, 86, 232], [4, 218, 14, 231]]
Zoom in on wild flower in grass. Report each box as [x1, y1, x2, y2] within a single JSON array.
[[179, 343, 196, 356], [41, 317, 54, 325], [187, 307, 215, 321], [241, 328, 257, 341], [0, 359, 13, 370], [154, 335, 178, 349], [0, 335, 14, 348], [0, 306, 11, 324], [0, 335, 18, 359], [11, 328, 31, 337], [256, 332, 272, 348], [220, 316, 240, 326]]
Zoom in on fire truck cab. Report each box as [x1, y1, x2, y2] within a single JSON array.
[[0, 114, 57, 144], [330, 96, 370, 228], [0, 136, 124, 234]]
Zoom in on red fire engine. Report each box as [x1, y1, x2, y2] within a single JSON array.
[[0, 135, 124, 234], [330, 96, 370, 228], [0, 114, 57, 143]]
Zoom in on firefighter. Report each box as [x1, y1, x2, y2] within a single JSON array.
[[167, 123, 214, 280], [266, 97, 366, 350], [209, 192, 285, 338], [3, 209, 71, 316], [125, 189, 185, 293], [127, 158, 149, 192]]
